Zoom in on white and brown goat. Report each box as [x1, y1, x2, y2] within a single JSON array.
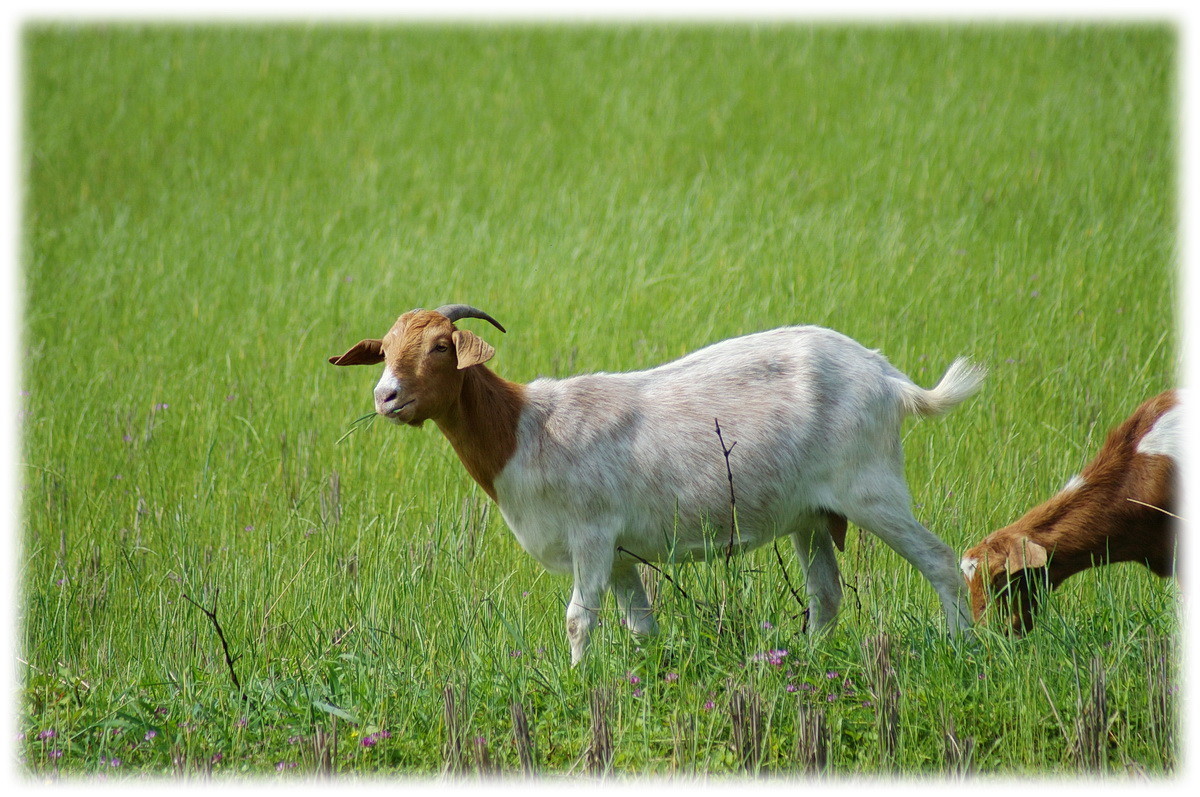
[[961, 390, 1181, 634], [331, 304, 986, 663]]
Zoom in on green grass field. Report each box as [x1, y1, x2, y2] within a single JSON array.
[[19, 23, 1178, 778]]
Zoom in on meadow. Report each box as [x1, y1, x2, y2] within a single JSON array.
[[18, 23, 1178, 779]]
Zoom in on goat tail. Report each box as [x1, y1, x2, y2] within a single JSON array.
[[897, 357, 987, 418]]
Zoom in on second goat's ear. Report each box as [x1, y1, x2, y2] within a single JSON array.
[[1005, 538, 1049, 574], [453, 329, 495, 369], [329, 339, 385, 366]]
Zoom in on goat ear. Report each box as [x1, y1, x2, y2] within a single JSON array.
[[1005, 538, 1049, 574], [329, 339, 385, 366], [453, 329, 495, 369]]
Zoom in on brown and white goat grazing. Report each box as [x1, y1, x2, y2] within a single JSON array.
[[960, 390, 1181, 634], [331, 304, 986, 664]]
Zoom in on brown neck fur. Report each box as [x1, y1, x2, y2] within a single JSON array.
[[432, 365, 527, 502], [1010, 391, 1178, 586]]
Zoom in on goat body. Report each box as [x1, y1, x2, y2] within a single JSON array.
[[332, 308, 985, 663], [960, 389, 1181, 633]]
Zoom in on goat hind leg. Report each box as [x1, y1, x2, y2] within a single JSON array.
[[841, 480, 972, 635], [791, 513, 844, 635], [611, 558, 659, 637]]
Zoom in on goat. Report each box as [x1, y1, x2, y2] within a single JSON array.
[[960, 389, 1180, 634], [330, 304, 986, 664]]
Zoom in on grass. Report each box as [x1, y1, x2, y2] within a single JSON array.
[[18, 22, 1178, 778]]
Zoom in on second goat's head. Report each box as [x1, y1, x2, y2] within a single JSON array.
[[329, 304, 506, 426]]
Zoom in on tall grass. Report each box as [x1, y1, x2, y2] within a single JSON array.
[[19, 23, 1177, 777]]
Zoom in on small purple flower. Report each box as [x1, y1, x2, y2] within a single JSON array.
[[1030, 290, 1040, 298], [113, 474, 123, 480], [509, 650, 523, 658], [751, 649, 789, 666], [632, 688, 644, 698], [380, 730, 392, 739], [664, 672, 679, 683], [287, 735, 302, 745], [155, 707, 168, 716], [275, 761, 297, 771], [703, 700, 715, 711], [825, 671, 839, 679], [49, 749, 63, 759], [361, 734, 378, 748], [244, 525, 254, 532], [862, 700, 873, 707], [786, 684, 799, 693], [153, 403, 169, 411], [109, 758, 122, 768], [761, 621, 773, 630], [978, 673, 986, 680], [144, 730, 157, 741], [211, 752, 224, 764], [826, 694, 836, 703], [37, 729, 56, 741], [627, 673, 641, 685], [235, 717, 248, 728], [801, 683, 813, 691], [122, 434, 133, 442]]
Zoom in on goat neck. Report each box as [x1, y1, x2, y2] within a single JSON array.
[[432, 364, 526, 502]]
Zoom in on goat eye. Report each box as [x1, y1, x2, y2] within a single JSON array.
[[434, 344, 449, 353]]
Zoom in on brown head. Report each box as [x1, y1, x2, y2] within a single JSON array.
[[960, 530, 1050, 634], [329, 304, 506, 426]]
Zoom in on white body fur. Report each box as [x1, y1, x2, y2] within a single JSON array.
[[492, 325, 985, 662]]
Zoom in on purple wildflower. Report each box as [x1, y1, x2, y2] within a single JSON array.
[[825, 671, 838, 679], [703, 700, 715, 711], [235, 717, 248, 728], [751, 649, 788, 666], [122, 434, 133, 442], [275, 761, 297, 771], [109, 758, 122, 767], [664, 672, 679, 683], [509, 650, 523, 658], [761, 621, 773, 630], [826, 694, 836, 702], [144, 730, 157, 741], [37, 729, 55, 741], [211, 752, 224, 764], [632, 688, 644, 698], [287, 735, 302, 745], [361, 734, 378, 748], [786, 684, 799, 693], [244, 525, 254, 532], [49, 749, 63, 759], [380, 730, 392, 739], [627, 673, 641, 685]]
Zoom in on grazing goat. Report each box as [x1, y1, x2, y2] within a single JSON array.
[[331, 304, 986, 664], [960, 390, 1181, 634]]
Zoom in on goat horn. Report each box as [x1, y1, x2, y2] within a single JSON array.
[[434, 304, 507, 334]]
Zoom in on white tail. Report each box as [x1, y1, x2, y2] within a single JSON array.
[[897, 357, 987, 418]]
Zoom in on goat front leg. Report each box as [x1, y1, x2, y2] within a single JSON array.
[[610, 558, 659, 637], [566, 545, 615, 666]]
